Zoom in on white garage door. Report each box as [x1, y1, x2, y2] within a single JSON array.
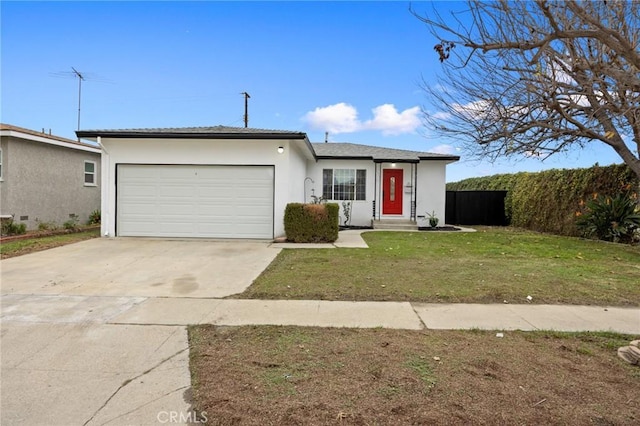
[[117, 165, 274, 239]]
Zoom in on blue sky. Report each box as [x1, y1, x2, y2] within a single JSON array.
[[1, 0, 625, 182]]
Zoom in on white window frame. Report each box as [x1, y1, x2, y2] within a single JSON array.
[[322, 168, 366, 201], [84, 160, 96, 186]]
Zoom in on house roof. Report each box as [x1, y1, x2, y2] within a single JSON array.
[[73, 125, 459, 163], [311, 142, 459, 163], [76, 125, 308, 140], [0, 123, 101, 153]]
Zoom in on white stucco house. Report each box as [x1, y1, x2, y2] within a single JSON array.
[[76, 126, 459, 239]]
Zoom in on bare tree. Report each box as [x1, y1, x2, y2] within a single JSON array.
[[413, 0, 640, 182]]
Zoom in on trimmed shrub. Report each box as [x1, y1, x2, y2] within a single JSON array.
[[284, 203, 339, 243]]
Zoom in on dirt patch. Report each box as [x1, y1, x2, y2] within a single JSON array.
[[0, 229, 100, 259], [0, 225, 100, 242], [189, 326, 639, 425]]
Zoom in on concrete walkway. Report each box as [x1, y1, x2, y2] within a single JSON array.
[[3, 294, 638, 334], [112, 299, 640, 334], [271, 229, 371, 248], [271, 226, 477, 249]]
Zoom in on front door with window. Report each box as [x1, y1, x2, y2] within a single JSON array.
[[382, 169, 403, 215]]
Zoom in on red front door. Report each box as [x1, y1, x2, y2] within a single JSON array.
[[382, 169, 403, 215]]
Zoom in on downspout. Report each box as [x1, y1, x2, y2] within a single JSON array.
[[413, 163, 420, 223], [97, 137, 110, 237], [97, 137, 108, 154], [373, 163, 378, 221]]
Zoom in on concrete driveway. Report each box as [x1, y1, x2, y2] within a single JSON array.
[[1, 238, 279, 425], [1, 237, 278, 298]]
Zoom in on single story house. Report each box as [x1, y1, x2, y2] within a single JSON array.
[[76, 126, 459, 239], [1, 123, 101, 230]]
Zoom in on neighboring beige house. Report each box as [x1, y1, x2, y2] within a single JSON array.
[[76, 126, 458, 239], [0, 123, 101, 230]]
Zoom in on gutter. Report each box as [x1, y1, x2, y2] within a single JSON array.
[[75, 131, 309, 140]]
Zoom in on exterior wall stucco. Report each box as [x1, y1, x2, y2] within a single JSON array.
[[0, 138, 8, 214], [100, 137, 307, 238], [306, 160, 447, 226], [416, 161, 448, 226], [0, 136, 101, 229], [307, 159, 375, 227], [288, 142, 309, 205]]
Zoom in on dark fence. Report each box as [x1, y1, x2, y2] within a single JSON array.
[[446, 191, 508, 226]]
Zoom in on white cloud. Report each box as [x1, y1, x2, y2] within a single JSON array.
[[302, 103, 360, 133], [363, 104, 421, 135], [302, 103, 420, 135], [451, 99, 493, 119], [430, 144, 459, 155], [430, 111, 452, 120]]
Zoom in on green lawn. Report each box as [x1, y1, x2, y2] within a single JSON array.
[[0, 229, 100, 259], [237, 228, 640, 306]]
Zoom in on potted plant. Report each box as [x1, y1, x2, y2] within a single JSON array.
[[427, 211, 439, 228]]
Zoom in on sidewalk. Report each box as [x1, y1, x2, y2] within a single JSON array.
[[111, 299, 640, 334], [6, 294, 636, 334]]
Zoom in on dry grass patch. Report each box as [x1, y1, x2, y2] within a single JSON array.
[[0, 229, 100, 259], [189, 326, 640, 425]]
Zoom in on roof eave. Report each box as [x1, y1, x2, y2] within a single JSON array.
[[373, 158, 420, 164], [418, 155, 461, 162], [75, 130, 309, 140], [293, 136, 317, 160], [2, 128, 101, 153], [316, 155, 374, 161]]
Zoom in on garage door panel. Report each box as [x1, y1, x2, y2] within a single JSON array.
[[159, 187, 198, 198], [119, 185, 158, 198], [117, 165, 274, 238]]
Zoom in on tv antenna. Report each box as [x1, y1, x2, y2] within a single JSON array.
[[50, 67, 111, 131], [241, 92, 250, 127], [71, 67, 84, 131]]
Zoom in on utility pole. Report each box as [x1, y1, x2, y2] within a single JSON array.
[[71, 67, 85, 131], [241, 92, 250, 127]]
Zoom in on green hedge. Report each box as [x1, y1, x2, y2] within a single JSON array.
[[284, 203, 339, 243], [447, 164, 638, 236]]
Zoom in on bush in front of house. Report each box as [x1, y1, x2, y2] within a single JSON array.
[[1, 218, 27, 236], [284, 203, 339, 243], [87, 209, 101, 225], [63, 214, 80, 231]]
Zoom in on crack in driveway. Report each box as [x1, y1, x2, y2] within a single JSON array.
[[82, 346, 189, 426], [90, 385, 191, 426]]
